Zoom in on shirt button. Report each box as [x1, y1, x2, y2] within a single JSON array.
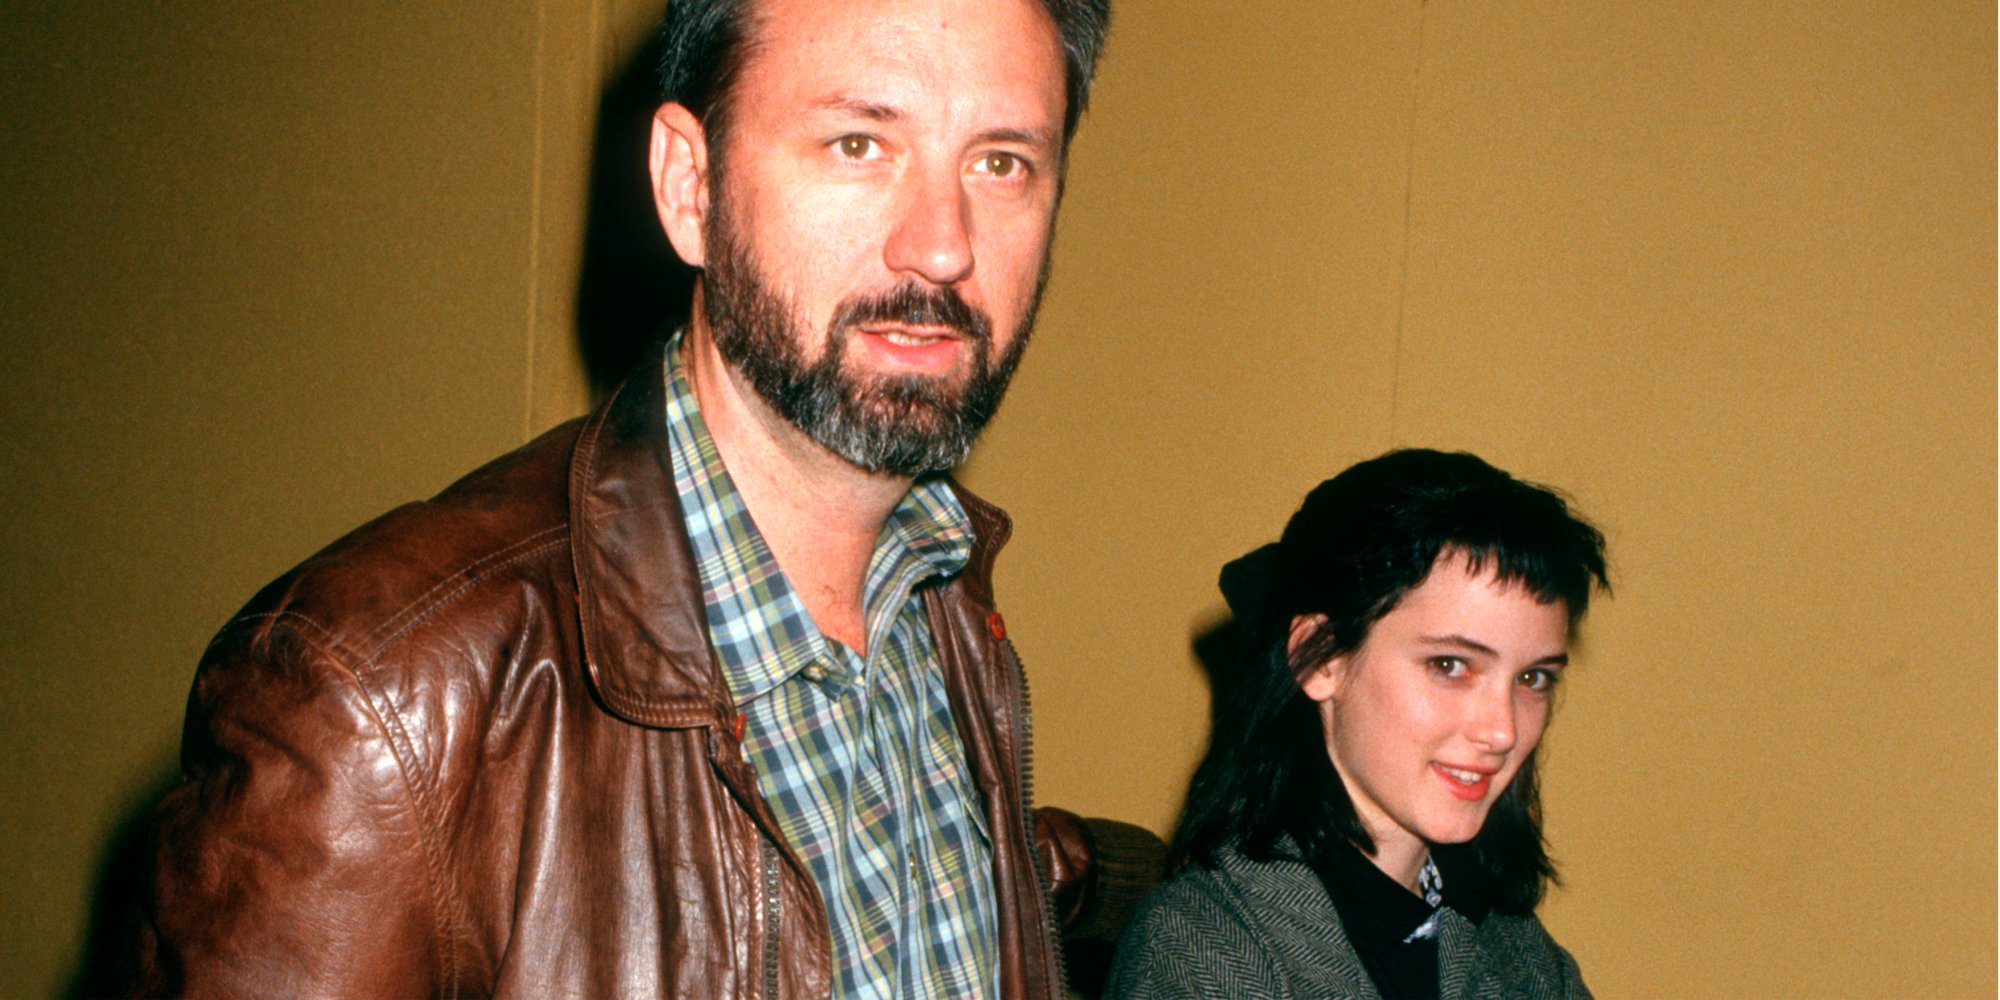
[[802, 663, 829, 683]]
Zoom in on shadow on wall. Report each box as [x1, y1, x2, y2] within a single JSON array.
[[1190, 608, 1243, 762], [64, 745, 179, 998], [61, 40, 701, 997], [1048, 612, 1229, 999], [576, 33, 700, 398], [1054, 614, 1245, 1000]]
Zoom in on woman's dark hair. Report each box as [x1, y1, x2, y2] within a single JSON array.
[[1169, 448, 1608, 914]]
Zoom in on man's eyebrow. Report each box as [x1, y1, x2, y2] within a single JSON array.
[[811, 95, 903, 121], [976, 126, 1058, 150], [807, 97, 1056, 150]]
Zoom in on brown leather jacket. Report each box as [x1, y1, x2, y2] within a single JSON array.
[[130, 343, 1080, 998]]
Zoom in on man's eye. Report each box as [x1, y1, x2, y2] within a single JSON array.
[[981, 152, 1022, 177], [836, 135, 878, 159]]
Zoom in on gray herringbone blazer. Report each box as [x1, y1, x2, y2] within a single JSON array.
[[1103, 846, 1590, 999]]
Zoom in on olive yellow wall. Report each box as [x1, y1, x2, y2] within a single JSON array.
[[0, 4, 594, 994], [976, 4, 1995, 997], [0, 2, 1989, 998]]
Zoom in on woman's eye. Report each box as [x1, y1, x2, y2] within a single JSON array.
[[1519, 669, 1557, 692], [1428, 657, 1468, 678], [835, 135, 878, 160]]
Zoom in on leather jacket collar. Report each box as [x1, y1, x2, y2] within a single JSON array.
[[566, 340, 1011, 730]]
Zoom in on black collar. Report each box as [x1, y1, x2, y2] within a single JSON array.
[[1317, 841, 1434, 955], [1315, 841, 1495, 956]]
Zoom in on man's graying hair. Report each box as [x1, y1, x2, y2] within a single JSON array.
[[657, 0, 1111, 159]]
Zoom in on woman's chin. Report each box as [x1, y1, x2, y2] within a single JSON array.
[[1417, 814, 1489, 846]]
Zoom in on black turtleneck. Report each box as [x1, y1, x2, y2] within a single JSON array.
[[1311, 842, 1492, 1000]]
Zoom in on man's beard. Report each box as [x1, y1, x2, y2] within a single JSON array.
[[700, 198, 1042, 477]]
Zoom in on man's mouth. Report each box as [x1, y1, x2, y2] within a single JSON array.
[[854, 324, 968, 373], [834, 281, 990, 343], [864, 324, 963, 346]]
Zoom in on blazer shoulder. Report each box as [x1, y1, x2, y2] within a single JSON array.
[[1124, 863, 1246, 938], [1467, 911, 1592, 999], [1105, 862, 1293, 999]]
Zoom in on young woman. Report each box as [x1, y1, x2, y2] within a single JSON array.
[[1107, 449, 1607, 999]]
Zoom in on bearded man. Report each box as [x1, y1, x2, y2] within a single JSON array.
[[127, 0, 1132, 996]]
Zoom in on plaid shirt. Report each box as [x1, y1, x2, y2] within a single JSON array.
[[661, 336, 999, 1000]]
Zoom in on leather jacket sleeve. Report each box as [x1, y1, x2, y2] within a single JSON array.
[[129, 615, 1165, 999], [129, 614, 450, 998], [1036, 807, 1167, 942]]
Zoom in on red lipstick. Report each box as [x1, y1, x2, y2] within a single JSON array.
[[1432, 762, 1495, 801]]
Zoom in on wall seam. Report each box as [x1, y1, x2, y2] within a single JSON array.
[[1389, 0, 1430, 446], [523, 0, 548, 442]]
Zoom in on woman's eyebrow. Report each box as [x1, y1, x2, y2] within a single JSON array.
[[1419, 633, 1499, 657]]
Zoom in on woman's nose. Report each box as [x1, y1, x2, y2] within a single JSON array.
[[1468, 684, 1518, 754]]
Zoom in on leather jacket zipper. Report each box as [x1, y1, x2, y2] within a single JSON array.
[[1005, 636, 1068, 995], [714, 719, 784, 1000], [760, 838, 782, 999]]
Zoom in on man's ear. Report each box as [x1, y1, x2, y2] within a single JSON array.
[[1289, 614, 1345, 703], [650, 102, 710, 267]]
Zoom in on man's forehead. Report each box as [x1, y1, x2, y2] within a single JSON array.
[[744, 0, 1056, 39], [735, 0, 1066, 127]]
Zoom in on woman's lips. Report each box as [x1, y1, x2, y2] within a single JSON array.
[[1432, 762, 1495, 801]]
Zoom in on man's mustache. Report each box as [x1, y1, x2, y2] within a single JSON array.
[[831, 282, 992, 345]]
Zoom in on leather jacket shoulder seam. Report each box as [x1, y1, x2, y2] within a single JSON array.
[[202, 525, 573, 675], [216, 606, 467, 991], [360, 526, 570, 665], [354, 656, 469, 995]]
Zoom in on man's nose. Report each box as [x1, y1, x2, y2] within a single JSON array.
[[1468, 683, 1519, 754], [883, 167, 975, 286]]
